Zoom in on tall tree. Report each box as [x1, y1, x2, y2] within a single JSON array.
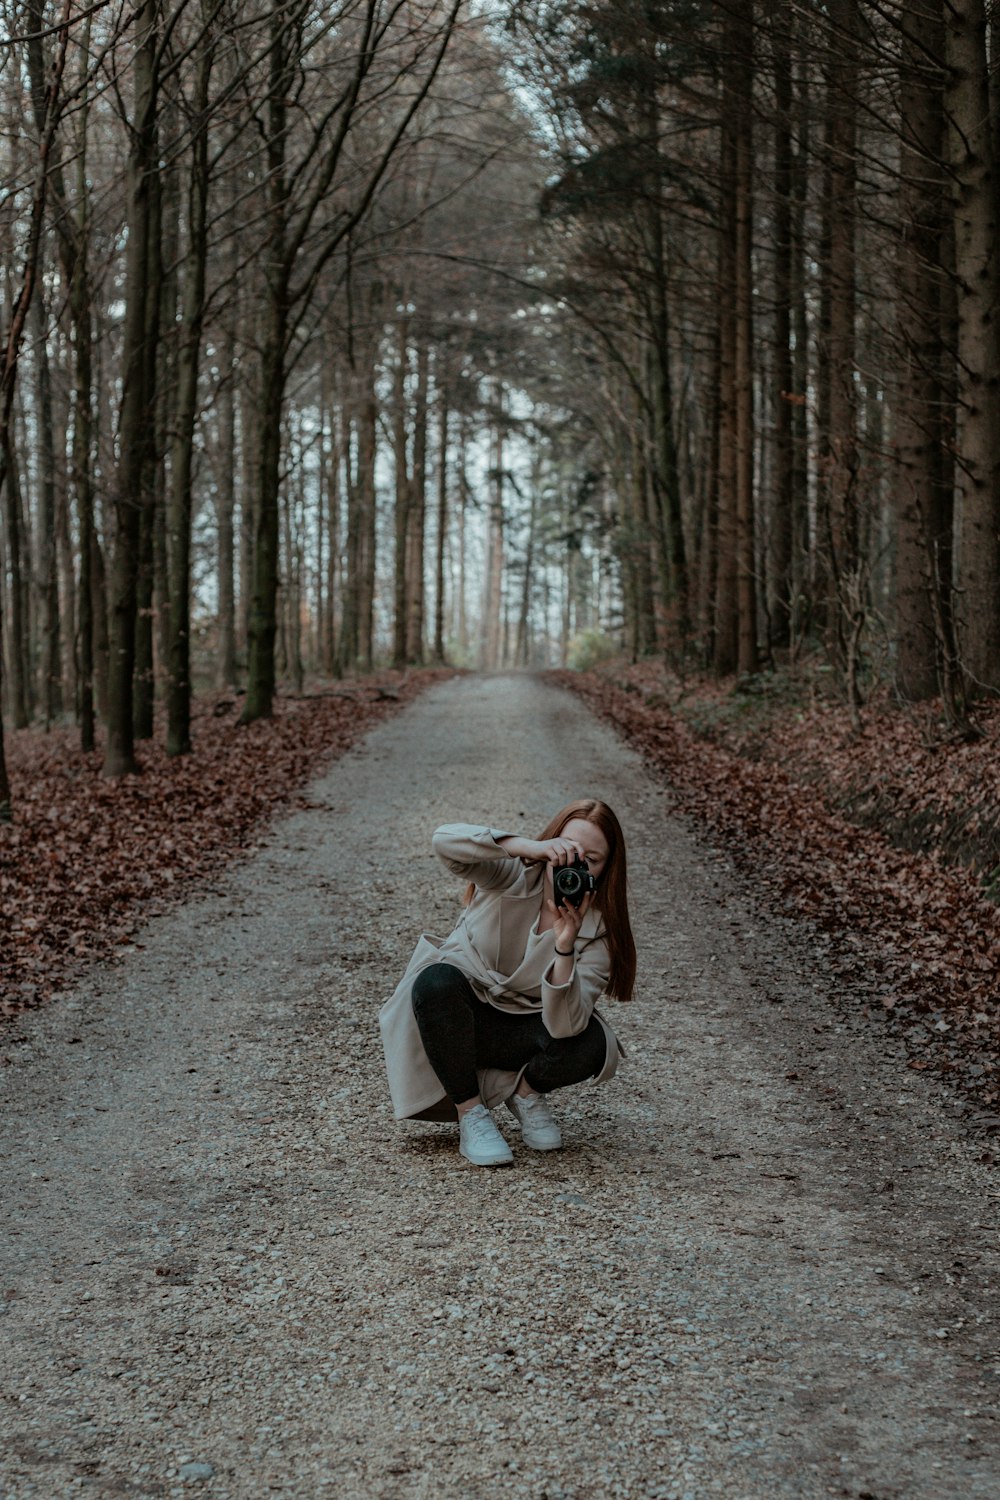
[[242, 0, 461, 722], [945, 0, 1000, 691], [894, 0, 960, 711], [104, 0, 163, 776], [166, 1, 215, 756], [713, 0, 758, 675], [0, 0, 72, 812]]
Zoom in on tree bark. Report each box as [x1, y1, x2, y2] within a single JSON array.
[[154, 103, 178, 707], [515, 456, 538, 667], [713, 23, 739, 675], [481, 406, 505, 670], [243, 3, 293, 722], [0, 1, 73, 792], [406, 340, 429, 664], [357, 351, 378, 673], [337, 401, 359, 673], [215, 328, 238, 690], [392, 317, 411, 667], [769, 1, 794, 651], [433, 388, 448, 664], [646, 188, 687, 635], [896, 1, 955, 704], [823, 0, 860, 616], [69, 16, 96, 750], [946, 0, 1000, 690], [105, 0, 160, 775], [29, 284, 61, 721], [733, 0, 759, 677], [1, 430, 30, 727], [132, 146, 164, 744], [167, 16, 213, 755], [244, 314, 287, 719]]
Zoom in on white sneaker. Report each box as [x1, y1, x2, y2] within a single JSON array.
[[505, 1091, 562, 1150], [459, 1104, 514, 1167]]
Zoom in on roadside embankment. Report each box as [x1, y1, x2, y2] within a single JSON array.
[[0, 668, 453, 1017], [553, 664, 1000, 1127]]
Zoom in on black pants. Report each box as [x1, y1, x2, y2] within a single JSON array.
[[411, 962, 606, 1106]]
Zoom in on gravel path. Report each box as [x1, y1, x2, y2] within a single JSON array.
[[1, 673, 998, 1500]]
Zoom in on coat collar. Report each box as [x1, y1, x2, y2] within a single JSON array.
[[496, 868, 604, 955]]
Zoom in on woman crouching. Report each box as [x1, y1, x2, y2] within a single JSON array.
[[379, 799, 636, 1166]]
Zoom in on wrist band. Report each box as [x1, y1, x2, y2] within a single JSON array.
[[554, 946, 574, 957]]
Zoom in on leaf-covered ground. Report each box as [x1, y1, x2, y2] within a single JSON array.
[[0, 670, 452, 1015], [553, 664, 1000, 1127]]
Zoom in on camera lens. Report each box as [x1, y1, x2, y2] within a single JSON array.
[[555, 866, 582, 897]]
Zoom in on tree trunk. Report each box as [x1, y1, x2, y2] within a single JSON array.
[[896, 1, 954, 704], [288, 450, 305, 695], [239, 375, 255, 664], [515, 458, 538, 666], [406, 340, 429, 664], [0, 628, 9, 818], [1, 431, 30, 727], [215, 327, 238, 690], [823, 0, 860, 656], [770, 1, 794, 651], [30, 284, 61, 721], [72, 46, 94, 746], [337, 401, 359, 674], [733, 0, 759, 677], [357, 358, 378, 673], [698, 321, 720, 663], [946, 0, 1000, 690], [133, 498, 155, 738], [433, 389, 448, 663], [244, 317, 286, 721], [713, 35, 739, 675], [342, 326, 379, 676], [243, 5, 292, 721], [323, 395, 341, 675], [54, 434, 75, 712], [105, 0, 159, 775], [154, 105, 178, 704], [628, 427, 657, 657], [0, 1, 72, 804], [167, 19, 212, 755], [392, 318, 411, 667], [481, 412, 504, 670], [647, 202, 687, 638], [457, 414, 469, 657], [133, 144, 163, 744], [790, 48, 810, 646], [92, 525, 110, 724]]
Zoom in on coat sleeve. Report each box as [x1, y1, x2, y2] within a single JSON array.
[[540, 935, 611, 1038], [431, 823, 522, 894]]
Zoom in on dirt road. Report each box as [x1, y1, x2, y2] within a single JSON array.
[[1, 674, 997, 1499]]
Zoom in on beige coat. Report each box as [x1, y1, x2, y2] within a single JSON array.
[[379, 824, 622, 1120]]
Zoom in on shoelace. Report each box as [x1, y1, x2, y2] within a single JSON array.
[[464, 1110, 499, 1143]]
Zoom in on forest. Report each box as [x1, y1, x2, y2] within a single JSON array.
[[1, 0, 998, 816], [4, 9, 1000, 1488]]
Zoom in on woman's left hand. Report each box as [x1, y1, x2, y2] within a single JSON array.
[[546, 891, 593, 955]]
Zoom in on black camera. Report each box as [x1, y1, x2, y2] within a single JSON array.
[[553, 856, 597, 908]]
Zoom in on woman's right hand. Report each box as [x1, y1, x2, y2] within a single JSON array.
[[498, 835, 585, 867]]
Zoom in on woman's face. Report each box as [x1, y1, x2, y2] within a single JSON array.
[[560, 817, 610, 881]]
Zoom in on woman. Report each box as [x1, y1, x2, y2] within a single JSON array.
[[379, 798, 636, 1166]]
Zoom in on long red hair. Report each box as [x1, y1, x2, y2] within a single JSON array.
[[538, 799, 636, 1003], [461, 800, 637, 1003]]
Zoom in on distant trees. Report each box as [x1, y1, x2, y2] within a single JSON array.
[[508, 0, 1000, 716], [0, 0, 74, 815], [4, 0, 1000, 818]]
